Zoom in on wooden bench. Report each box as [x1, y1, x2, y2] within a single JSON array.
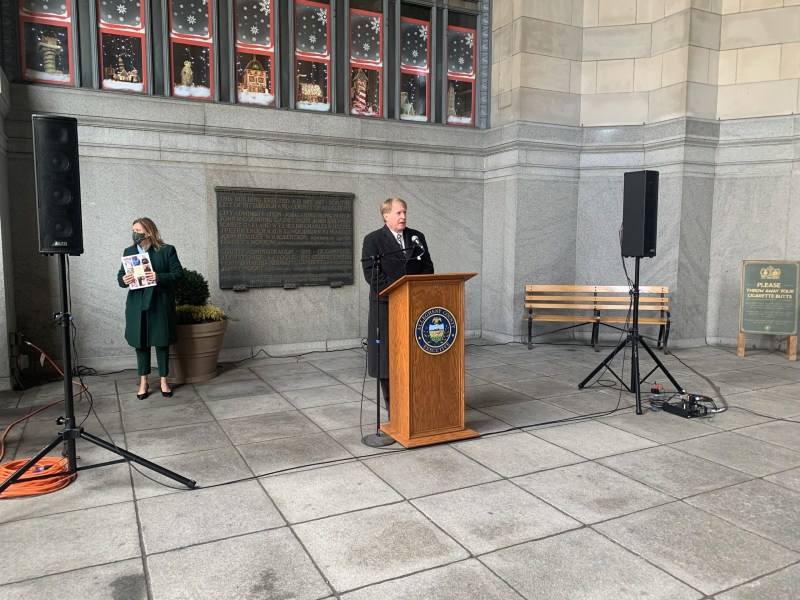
[[524, 285, 671, 351]]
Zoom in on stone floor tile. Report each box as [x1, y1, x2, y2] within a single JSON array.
[[708, 369, 794, 391], [0, 503, 140, 585], [0, 558, 147, 600], [0, 463, 133, 524], [464, 408, 511, 434], [265, 372, 342, 393], [536, 391, 627, 415], [237, 431, 352, 476], [260, 461, 402, 523], [326, 424, 398, 457], [722, 390, 800, 418], [481, 528, 702, 600], [412, 480, 580, 554], [531, 420, 658, 459], [124, 421, 232, 459], [465, 383, 536, 408], [765, 466, 800, 492], [138, 480, 284, 554], [702, 405, 773, 430], [203, 392, 294, 420], [464, 355, 508, 369], [738, 420, 800, 452], [202, 364, 261, 384], [131, 445, 254, 499], [293, 503, 468, 592], [251, 361, 323, 380], [670, 431, 800, 476], [599, 409, 720, 443], [479, 399, 578, 428], [594, 502, 799, 596], [684, 479, 800, 551], [715, 563, 800, 600], [28, 394, 120, 421], [465, 365, 537, 384], [339, 559, 524, 600], [305, 355, 366, 372], [301, 401, 384, 431], [146, 529, 332, 600], [453, 431, 584, 477], [598, 446, 752, 498], [282, 383, 364, 409], [514, 461, 673, 524], [328, 367, 371, 385], [218, 410, 320, 445], [363, 445, 500, 499], [193, 379, 275, 402], [121, 401, 215, 432], [500, 376, 582, 399]]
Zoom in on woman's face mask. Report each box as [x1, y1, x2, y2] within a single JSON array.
[[132, 231, 146, 246]]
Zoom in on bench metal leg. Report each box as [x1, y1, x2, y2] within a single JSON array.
[[657, 324, 665, 350], [527, 311, 533, 350], [662, 322, 671, 352], [591, 321, 599, 351]]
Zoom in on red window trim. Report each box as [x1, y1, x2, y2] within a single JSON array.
[[446, 24, 476, 126], [18, 4, 75, 87], [295, 0, 331, 60], [97, 0, 147, 93], [168, 0, 215, 100], [235, 0, 276, 104], [399, 16, 430, 122], [349, 8, 383, 117]]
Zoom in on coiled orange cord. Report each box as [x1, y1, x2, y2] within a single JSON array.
[[0, 341, 89, 498]]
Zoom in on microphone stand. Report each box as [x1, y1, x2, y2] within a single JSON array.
[[360, 247, 412, 448]]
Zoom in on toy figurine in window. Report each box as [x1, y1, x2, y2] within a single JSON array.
[[241, 57, 267, 94], [37, 31, 64, 75], [400, 92, 416, 117], [447, 84, 456, 119], [113, 54, 140, 84], [180, 60, 194, 86], [351, 68, 368, 114]]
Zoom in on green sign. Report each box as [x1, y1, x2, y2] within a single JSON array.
[[740, 261, 799, 335]]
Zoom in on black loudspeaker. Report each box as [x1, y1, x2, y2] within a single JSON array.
[[32, 114, 83, 255], [621, 170, 658, 258]]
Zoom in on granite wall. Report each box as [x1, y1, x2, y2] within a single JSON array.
[[0, 68, 13, 389]]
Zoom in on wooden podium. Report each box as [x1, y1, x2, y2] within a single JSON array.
[[379, 272, 479, 448]]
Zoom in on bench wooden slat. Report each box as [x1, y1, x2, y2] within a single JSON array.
[[524, 283, 672, 352]]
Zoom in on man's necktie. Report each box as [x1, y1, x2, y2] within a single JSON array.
[[397, 232, 403, 248]]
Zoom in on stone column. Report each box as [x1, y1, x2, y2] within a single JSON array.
[[0, 67, 15, 390]]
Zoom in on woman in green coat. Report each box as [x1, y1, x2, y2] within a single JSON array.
[[117, 218, 183, 399]]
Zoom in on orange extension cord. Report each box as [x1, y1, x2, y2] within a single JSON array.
[[0, 341, 88, 498]]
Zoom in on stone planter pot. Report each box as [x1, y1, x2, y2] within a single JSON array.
[[168, 320, 228, 384]]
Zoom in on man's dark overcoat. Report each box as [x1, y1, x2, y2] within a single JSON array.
[[361, 225, 434, 378], [117, 244, 183, 348]]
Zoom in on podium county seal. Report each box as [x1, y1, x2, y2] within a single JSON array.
[[415, 307, 457, 355]]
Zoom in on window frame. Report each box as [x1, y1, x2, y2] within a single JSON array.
[[18, 0, 77, 86]]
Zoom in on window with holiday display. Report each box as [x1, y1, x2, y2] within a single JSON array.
[[349, 7, 382, 117], [97, 0, 146, 93], [295, 0, 330, 111], [169, 0, 214, 99], [235, 0, 275, 106], [19, 0, 74, 85], [446, 24, 476, 125], [400, 16, 430, 122]]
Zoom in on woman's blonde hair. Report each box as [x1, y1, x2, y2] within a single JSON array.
[[133, 217, 165, 251]]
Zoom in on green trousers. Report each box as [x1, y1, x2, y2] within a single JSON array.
[[135, 346, 169, 377]]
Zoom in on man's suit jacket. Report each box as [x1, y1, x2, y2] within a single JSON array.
[[361, 225, 434, 379]]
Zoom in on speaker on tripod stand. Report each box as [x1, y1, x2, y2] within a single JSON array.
[[0, 115, 195, 496], [579, 170, 685, 414]]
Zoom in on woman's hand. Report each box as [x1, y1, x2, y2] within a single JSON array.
[[145, 270, 157, 284], [122, 272, 135, 285]]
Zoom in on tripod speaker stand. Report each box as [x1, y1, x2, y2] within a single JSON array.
[[578, 256, 684, 414], [0, 254, 196, 495]]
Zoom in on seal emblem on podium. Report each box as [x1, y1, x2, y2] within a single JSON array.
[[415, 307, 457, 354]]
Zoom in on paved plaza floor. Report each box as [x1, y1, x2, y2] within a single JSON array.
[[1, 340, 799, 599]]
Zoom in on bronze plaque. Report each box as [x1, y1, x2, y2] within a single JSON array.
[[740, 261, 799, 335], [216, 188, 354, 288]]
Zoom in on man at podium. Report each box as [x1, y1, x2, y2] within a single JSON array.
[[362, 197, 434, 416]]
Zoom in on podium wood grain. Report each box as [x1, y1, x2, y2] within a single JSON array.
[[379, 273, 479, 447]]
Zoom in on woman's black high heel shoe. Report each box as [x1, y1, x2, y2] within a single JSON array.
[[137, 384, 149, 400], [161, 385, 173, 398]]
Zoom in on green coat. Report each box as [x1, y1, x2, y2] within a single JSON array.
[[117, 244, 183, 349]]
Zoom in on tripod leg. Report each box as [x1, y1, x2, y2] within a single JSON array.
[[631, 336, 642, 415], [80, 430, 196, 488], [579, 337, 629, 389], [0, 433, 67, 494], [638, 337, 685, 393]]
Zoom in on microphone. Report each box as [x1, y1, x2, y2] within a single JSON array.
[[411, 235, 425, 260]]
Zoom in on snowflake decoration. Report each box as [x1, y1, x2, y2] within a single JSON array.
[[458, 57, 464, 65], [465, 32, 474, 49], [317, 8, 327, 26], [420, 25, 428, 42], [117, 3, 126, 14], [370, 17, 380, 34], [187, 14, 196, 25], [411, 49, 418, 58], [251, 26, 259, 35], [309, 34, 316, 44], [363, 42, 370, 52], [259, 0, 269, 17]]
